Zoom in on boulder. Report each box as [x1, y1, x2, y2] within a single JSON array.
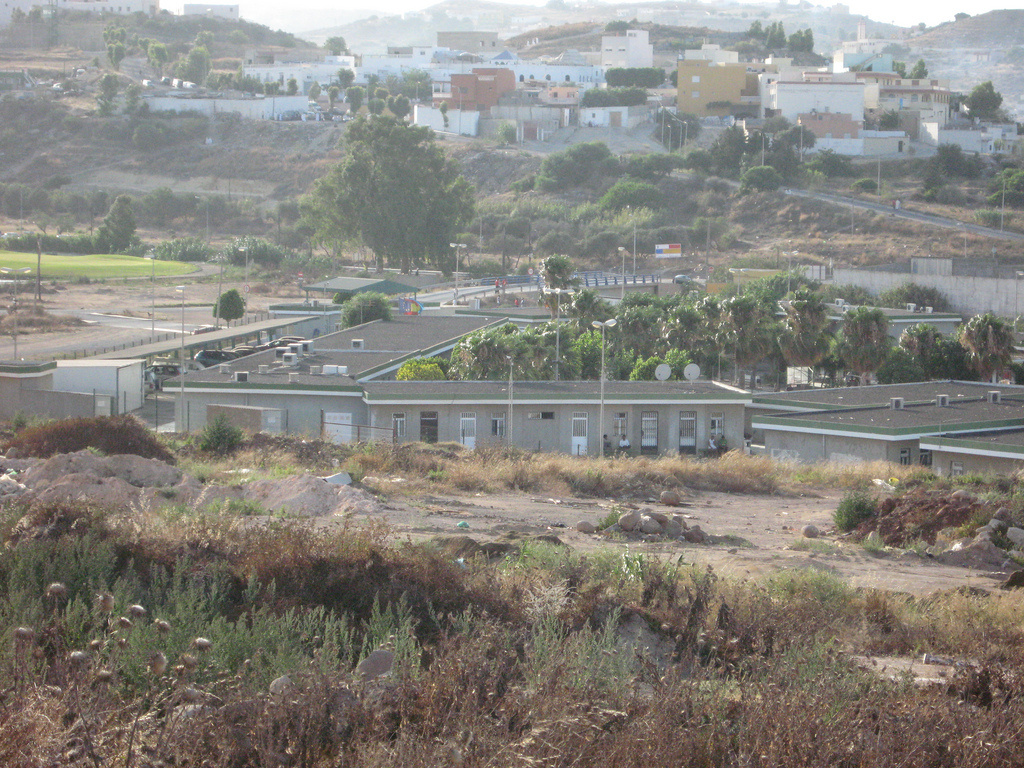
[[356, 649, 394, 682], [576, 520, 597, 534], [618, 511, 641, 532], [988, 518, 1009, 535], [663, 519, 684, 538], [639, 516, 663, 535], [1007, 527, 1024, 548], [671, 514, 689, 530], [269, 675, 293, 701], [683, 525, 707, 544], [936, 537, 1016, 570], [950, 489, 974, 503], [801, 524, 819, 539], [994, 507, 1013, 523], [647, 511, 669, 525], [1000, 571, 1024, 590], [659, 490, 682, 507]]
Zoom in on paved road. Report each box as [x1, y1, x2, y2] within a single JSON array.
[[782, 187, 1024, 243]]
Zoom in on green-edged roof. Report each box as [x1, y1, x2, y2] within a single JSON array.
[[362, 380, 750, 404], [752, 381, 1024, 412], [921, 429, 1024, 460], [753, 396, 1024, 440], [302, 276, 416, 297]]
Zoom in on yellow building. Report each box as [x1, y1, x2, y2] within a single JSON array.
[[676, 59, 763, 117]]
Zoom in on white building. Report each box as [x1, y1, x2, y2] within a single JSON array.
[[601, 29, 653, 68], [920, 121, 1021, 155], [243, 54, 357, 93], [682, 43, 739, 65], [579, 104, 650, 129], [2, 0, 156, 24], [766, 79, 865, 123], [183, 3, 238, 20], [143, 92, 307, 120], [413, 103, 479, 136]]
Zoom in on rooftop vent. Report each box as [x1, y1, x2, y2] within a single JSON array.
[[988, 390, 1002, 404], [925, 306, 933, 313], [258, 365, 270, 374], [890, 397, 904, 410], [936, 394, 949, 407], [288, 343, 302, 356], [351, 339, 364, 350], [218, 363, 231, 374], [233, 371, 249, 383], [288, 372, 300, 383], [309, 365, 322, 375], [301, 341, 312, 353], [834, 298, 845, 307], [275, 348, 286, 359], [282, 352, 297, 366], [323, 364, 338, 375], [906, 303, 916, 312]]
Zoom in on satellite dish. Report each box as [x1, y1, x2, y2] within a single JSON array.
[[654, 363, 671, 381], [683, 363, 701, 381]]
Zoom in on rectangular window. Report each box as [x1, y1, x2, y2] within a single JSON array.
[[541, 411, 555, 420], [950, 461, 964, 477], [919, 449, 932, 467], [613, 412, 627, 438], [490, 411, 505, 438], [691, 90, 700, 99], [710, 412, 724, 437], [691, 75, 700, 83], [392, 412, 406, 438], [640, 411, 658, 455], [420, 411, 438, 444], [899, 448, 911, 465]]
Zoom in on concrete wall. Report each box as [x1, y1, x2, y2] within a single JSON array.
[[207, 404, 283, 433], [19, 389, 113, 420], [831, 269, 1018, 318], [928, 449, 1023, 477], [144, 94, 307, 120], [769, 81, 865, 123], [412, 104, 479, 136], [764, 429, 894, 463], [52, 361, 144, 414]]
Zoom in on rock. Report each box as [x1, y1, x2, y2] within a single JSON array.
[[1000, 571, 1024, 590], [1007, 527, 1024, 548], [988, 518, 1009, 535], [683, 525, 707, 544], [950, 489, 974, 503], [801, 524, 819, 539], [576, 521, 597, 534], [244, 474, 382, 518], [356, 649, 394, 682], [936, 538, 1014, 570], [618, 511, 641, 532], [269, 675, 293, 700], [659, 490, 682, 507], [456, 521, 470, 529], [21, 451, 182, 489], [639, 516, 663, 535], [994, 507, 1013, 523], [935, 527, 963, 548], [647, 511, 669, 525], [671, 514, 689, 530], [663, 519, 684, 538]]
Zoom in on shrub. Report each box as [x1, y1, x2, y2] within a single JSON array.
[[975, 209, 1011, 228], [153, 236, 211, 262], [851, 178, 877, 193], [5, 415, 174, 462], [598, 178, 663, 211], [740, 165, 783, 192], [833, 489, 877, 531], [197, 414, 244, 454]]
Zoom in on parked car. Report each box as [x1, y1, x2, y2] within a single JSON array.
[[192, 325, 218, 335], [145, 363, 181, 391], [194, 349, 237, 368]]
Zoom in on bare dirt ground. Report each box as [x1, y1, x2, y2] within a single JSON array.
[[346, 485, 1012, 597]]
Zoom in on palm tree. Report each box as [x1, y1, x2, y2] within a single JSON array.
[[959, 313, 1013, 383], [899, 322, 941, 359], [539, 255, 578, 319], [838, 306, 891, 385], [721, 295, 779, 387], [779, 288, 831, 385], [566, 288, 612, 330]]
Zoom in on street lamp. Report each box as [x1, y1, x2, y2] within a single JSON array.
[[176, 285, 186, 432], [144, 251, 156, 336], [241, 247, 249, 323], [550, 287, 573, 381], [1, 267, 31, 360], [449, 242, 466, 304], [617, 246, 627, 301], [1015, 271, 1024, 330], [592, 318, 617, 457], [506, 354, 514, 447]]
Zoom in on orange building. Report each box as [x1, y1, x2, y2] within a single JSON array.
[[434, 68, 516, 113]]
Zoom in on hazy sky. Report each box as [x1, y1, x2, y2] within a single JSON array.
[[175, 0, 1009, 34]]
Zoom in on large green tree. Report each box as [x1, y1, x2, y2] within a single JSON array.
[[213, 288, 245, 323], [960, 313, 1013, 382], [838, 306, 891, 384], [965, 81, 1003, 121], [779, 288, 831, 382], [95, 194, 137, 253], [303, 117, 475, 273]]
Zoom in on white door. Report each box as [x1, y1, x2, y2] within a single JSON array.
[[324, 412, 353, 443], [460, 412, 476, 449], [571, 411, 588, 455]]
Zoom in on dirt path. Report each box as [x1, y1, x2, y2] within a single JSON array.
[[356, 486, 1011, 596]]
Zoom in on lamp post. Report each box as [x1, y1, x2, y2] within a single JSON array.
[[617, 246, 627, 301], [144, 251, 156, 336], [592, 318, 617, 457], [1, 267, 30, 360], [506, 354, 514, 447], [449, 242, 466, 304], [551, 287, 573, 381], [1016, 271, 1024, 330], [176, 285, 186, 432], [241, 247, 249, 323]]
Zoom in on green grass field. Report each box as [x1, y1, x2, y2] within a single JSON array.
[[0, 251, 198, 279]]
